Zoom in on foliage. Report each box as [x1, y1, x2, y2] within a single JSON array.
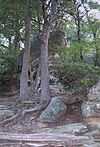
[[0, 46, 19, 83], [0, 0, 100, 96], [57, 62, 100, 91], [59, 40, 91, 63]]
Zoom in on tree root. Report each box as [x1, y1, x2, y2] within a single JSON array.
[[0, 101, 50, 126], [0, 105, 43, 126], [0, 112, 21, 126], [22, 104, 45, 116]]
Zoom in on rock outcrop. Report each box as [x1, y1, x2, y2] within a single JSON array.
[[81, 80, 100, 132], [81, 81, 100, 118], [39, 97, 67, 122]]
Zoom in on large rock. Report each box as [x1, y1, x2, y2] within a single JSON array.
[[88, 81, 100, 101], [81, 81, 100, 118], [81, 101, 100, 118], [81, 81, 100, 134], [39, 97, 67, 122]]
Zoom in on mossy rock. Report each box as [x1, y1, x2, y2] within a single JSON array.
[[39, 97, 67, 123]]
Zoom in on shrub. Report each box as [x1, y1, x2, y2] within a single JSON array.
[[57, 62, 100, 91], [0, 47, 18, 83]]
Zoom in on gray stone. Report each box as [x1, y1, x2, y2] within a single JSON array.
[[39, 97, 67, 122], [81, 81, 100, 118], [81, 102, 95, 118], [38, 123, 88, 135], [83, 143, 100, 147], [88, 81, 100, 101], [81, 101, 100, 118]]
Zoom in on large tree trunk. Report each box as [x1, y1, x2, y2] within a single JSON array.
[[20, 0, 32, 100], [40, 24, 50, 108], [39, 0, 58, 109]]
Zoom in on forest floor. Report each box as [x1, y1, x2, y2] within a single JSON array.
[[0, 94, 100, 147]]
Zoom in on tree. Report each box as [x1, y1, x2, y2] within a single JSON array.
[[39, 0, 59, 108], [0, 0, 24, 50], [65, 0, 85, 60], [83, 1, 100, 65], [91, 19, 100, 66], [0, 0, 24, 93], [20, 0, 32, 99]]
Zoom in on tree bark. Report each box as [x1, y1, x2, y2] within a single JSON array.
[[40, 24, 50, 107], [20, 0, 32, 100], [39, 0, 58, 109]]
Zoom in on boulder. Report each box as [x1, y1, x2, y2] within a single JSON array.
[[81, 101, 100, 118], [39, 97, 67, 122], [81, 81, 100, 134], [88, 81, 100, 102], [81, 81, 100, 118]]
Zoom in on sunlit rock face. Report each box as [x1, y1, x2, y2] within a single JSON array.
[[88, 81, 100, 102], [81, 101, 100, 118], [81, 81, 100, 131], [81, 81, 100, 118]]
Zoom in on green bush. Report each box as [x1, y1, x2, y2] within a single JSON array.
[[0, 47, 18, 83], [57, 62, 100, 91]]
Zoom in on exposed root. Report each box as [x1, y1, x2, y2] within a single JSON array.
[[0, 112, 21, 126], [0, 100, 50, 126], [22, 98, 51, 116], [0, 106, 42, 126], [22, 105, 44, 116]]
